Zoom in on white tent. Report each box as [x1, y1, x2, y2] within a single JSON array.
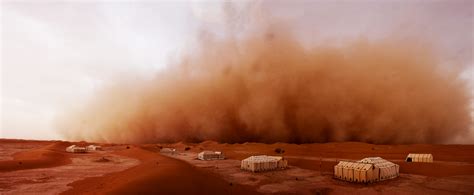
[[86, 145, 102, 151], [406, 153, 433, 163], [66, 145, 87, 153], [241, 155, 288, 172], [198, 151, 225, 160]]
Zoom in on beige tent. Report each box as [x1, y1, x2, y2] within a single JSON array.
[[86, 145, 102, 151], [406, 153, 433, 162], [334, 157, 399, 183], [198, 151, 225, 160], [241, 155, 288, 172]]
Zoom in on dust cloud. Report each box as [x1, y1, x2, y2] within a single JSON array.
[[57, 23, 472, 144]]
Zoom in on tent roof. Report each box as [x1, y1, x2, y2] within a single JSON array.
[[242, 155, 282, 162], [356, 157, 399, 168], [407, 153, 433, 158], [359, 157, 394, 164], [336, 161, 373, 171], [199, 151, 222, 155]]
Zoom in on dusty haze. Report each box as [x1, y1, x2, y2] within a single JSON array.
[[57, 20, 472, 144]]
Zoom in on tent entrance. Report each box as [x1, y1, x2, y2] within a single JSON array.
[[406, 157, 412, 162]]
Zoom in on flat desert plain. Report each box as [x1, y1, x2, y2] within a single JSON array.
[[0, 139, 473, 194]]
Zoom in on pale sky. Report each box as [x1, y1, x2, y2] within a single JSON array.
[[1, 0, 473, 140]]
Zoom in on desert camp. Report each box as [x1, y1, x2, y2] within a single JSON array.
[[1, 0, 473, 194]]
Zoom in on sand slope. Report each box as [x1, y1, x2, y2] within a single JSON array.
[[0, 141, 71, 172]]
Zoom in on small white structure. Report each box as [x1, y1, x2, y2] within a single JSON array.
[[406, 153, 433, 163], [66, 145, 87, 153], [86, 145, 102, 151], [334, 157, 399, 183], [241, 155, 288, 172], [160, 148, 176, 155], [198, 151, 225, 160]]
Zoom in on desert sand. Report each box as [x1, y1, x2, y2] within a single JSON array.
[[0, 139, 473, 194]]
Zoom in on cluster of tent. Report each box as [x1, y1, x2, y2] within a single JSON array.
[[334, 153, 433, 183], [194, 149, 288, 172], [195, 150, 288, 173], [128, 145, 434, 184]]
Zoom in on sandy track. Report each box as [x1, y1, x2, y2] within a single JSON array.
[[63, 146, 259, 194]]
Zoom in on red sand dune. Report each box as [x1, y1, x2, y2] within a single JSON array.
[[0, 141, 71, 172]]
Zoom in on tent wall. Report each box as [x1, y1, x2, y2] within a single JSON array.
[[198, 152, 225, 160], [378, 164, 399, 181], [406, 153, 433, 163], [354, 169, 361, 182], [368, 169, 374, 182]]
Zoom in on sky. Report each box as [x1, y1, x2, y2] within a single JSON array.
[[1, 0, 473, 141]]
